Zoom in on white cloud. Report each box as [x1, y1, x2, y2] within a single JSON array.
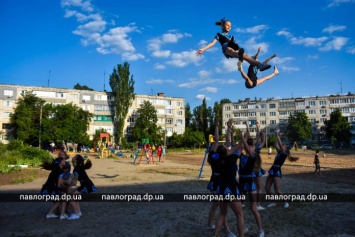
[[154, 63, 166, 70], [319, 37, 348, 51], [281, 66, 300, 72], [276, 30, 293, 38], [290, 36, 328, 47], [166, 50, 200, 67], [146, 79, 174, 84], [327, 0, 355, 8], [200, 87, 218, 93], [196, 94, 210, 101], [62, 1, 143, 59], [347, 46, 355, 54], [198, 70, 212, 78], [178, 78, 238, 88], [61, 0, 94, 12], [147, 32, 191, 58], [322, 24, 346, 34], [235, 24, 269, 34], [306, 54, 319, 60]]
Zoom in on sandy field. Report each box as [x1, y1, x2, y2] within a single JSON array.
[[0, 149, 355, 237]]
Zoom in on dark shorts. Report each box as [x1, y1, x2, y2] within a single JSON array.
[[254, 168, 266, 177], [207, 174, 220, 192], [239, 177, 257, 192]]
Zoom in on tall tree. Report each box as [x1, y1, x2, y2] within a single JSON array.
[[185, 103, 193, 127], [286, 111, 312, 144], [193, 98, 213, 142], [325, 108, 351, 147], [109, 62, 135, 144], [132, 101, 160, 144], [10, 94, 45, 146]]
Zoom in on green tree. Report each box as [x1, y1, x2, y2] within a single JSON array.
[[41, 103, 92, 144], [73, 83, 94, 91], [185, 103, 193, 127], [192, 98, 213, 142], [109, 62, 135, 144], [182, 127, 205, 148], [286, 111, 312, 144], [9, 94, 45, 146], [132, 101, 160, 144], [325, 108, 351, 147]]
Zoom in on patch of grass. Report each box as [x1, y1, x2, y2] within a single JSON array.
[[11, 176, 35, 184]]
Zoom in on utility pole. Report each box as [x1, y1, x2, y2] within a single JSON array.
[[48, 70, 51, 87]]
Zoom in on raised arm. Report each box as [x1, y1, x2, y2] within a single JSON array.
[[254, 121, 261, 146], [225, 119, 233, 148], [254, 47, 261, 60], [210, 117, 220, 152], [276, 131, 285, 152], [244, 121, 250, 140], [238, 130, 253, 157]]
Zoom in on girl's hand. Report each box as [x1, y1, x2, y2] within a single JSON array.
[[196, 49, 203, 56]]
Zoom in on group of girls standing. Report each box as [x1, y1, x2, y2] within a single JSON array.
[[207, 118, 291, 237]]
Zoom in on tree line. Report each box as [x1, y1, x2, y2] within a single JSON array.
[[7, 62, 352, 149]]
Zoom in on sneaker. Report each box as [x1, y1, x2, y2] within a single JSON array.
[[259, 63, 271, 72], [238, 48, 244, 61], [227, 231, 237, 237], [67, 214, 80, 220], [207, 224, 215, 230], [284, 202, 289, 208], [60, 214, 68, 220], [258, 229, 265, 237], [257, 205, 265, 211], [46, 213, 58, 219], [267, 203, 276, 207], [274, 66, 279, 75], [237, 61, 243, 71], [78, 211, 82, 216]]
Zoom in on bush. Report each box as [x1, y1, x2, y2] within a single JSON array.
[[0, 143, 52, 173]]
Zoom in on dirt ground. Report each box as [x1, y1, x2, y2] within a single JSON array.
[[0, 149, 355, 237]]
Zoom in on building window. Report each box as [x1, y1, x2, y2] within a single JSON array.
[[319, 100, 326, 106], [2, 112, 10, 118], [2, 123, 11, 129], [177, 111, 183, 116], [269, 104, 276, 109], [309, 110, 316, 115], [82, 95, 91, 102], [4, 90, 14, 97], [308, 101, 316, 106], [3, 101, 13, 107], [270, 120, 276, 124], [225, 114, 231, 118], [225, 106, 231, 111], [260, 112, 266, 117], [270, 112, 276, 116], [320, 109, 327, 115], [176, 119, 183, 125]]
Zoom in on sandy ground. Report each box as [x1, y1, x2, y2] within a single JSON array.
[[0, 150, 355, 237]]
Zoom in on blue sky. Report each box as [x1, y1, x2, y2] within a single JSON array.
[[1, 0, 355, 109]]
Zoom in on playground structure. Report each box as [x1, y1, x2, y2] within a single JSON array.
[[198, 134, 214, 178], [94, 132, 113, 158], [133, 138, 156, 165]]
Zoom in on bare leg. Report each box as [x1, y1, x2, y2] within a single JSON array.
[[263, 54, 278, 64], [249, 191, 263, 232], [255, 177, 263, 206], [208, 201, 218, 227], [225, 48, 262, 67], [239, 68, 254, 87], [214, 202, 228, 237], [229, 201, 244, 237]]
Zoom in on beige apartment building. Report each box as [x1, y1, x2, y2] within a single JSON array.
[[0, 84, 185, 144], [222, 95, 355, 147]]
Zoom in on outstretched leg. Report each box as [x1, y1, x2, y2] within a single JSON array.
[[225, 47, 271, 71], [256, 66, 280, 86]]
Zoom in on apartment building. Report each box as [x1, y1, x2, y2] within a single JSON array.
[[0, 84, 185, 144], [222, 95, 355, 146]]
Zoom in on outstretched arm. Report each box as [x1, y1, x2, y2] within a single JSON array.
[[254, 47, 261, 60], [196, 39, 218, 56], [210, 118, 220, 152], [244, 121, 250, 140]]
